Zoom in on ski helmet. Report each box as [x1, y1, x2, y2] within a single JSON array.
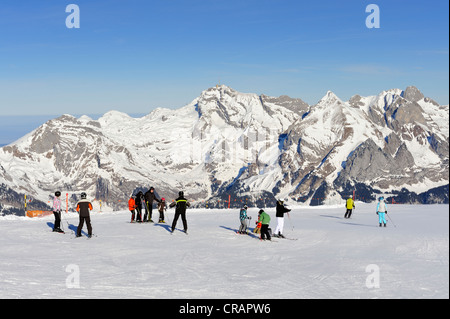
[[161, 197, 165, 201], [55, 191, 61, 197], [179, 191, 184, 197], [81, 192, 87, 199]]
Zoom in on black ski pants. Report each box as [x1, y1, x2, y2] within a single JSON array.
[[172, 211, 187, 231], [344, 209, 353, 218], [261, 224, 271, 240], [158, 210, 165, 222], [53, 211, 61, 230], [77, 216, 92, 236], [136, 206, 142, 222]]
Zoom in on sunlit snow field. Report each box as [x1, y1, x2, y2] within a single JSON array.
[[0, 203, 448, 299]]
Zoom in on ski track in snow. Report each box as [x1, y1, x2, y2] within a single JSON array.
[[0, 204, 448, 299]]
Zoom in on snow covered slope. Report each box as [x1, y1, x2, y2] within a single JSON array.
[[0, 85, 448, 214], [0, 204, 448, 299]]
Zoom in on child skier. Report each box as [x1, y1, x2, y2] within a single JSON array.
[[258, 209, 271, 241], [76, 192, 93, 238], [253, 221, 261, 234], [52, 191, 64, 233], [376, 196, 388, 227], [128, 195, 136, 222], [253, 209, 262, 234], [157, 197, 167, 223], [238, 205, 251, 234]]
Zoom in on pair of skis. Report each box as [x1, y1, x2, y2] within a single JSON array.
[[51, 230, 96, 239], [171, 229, 188, 235], [273, 233, 298, 241], [236, 229, 298, 241], [74, 234, 96, 239]]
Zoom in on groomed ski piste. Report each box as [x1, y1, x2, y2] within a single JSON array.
[[0, 203, 448, 299]]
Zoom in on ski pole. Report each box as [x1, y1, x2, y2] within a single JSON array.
[[386, 212, 397, 228], [61, 210, 73, 233], [165, 208, 171, 227], [287, 212, 294, 232], [58, 211, 65, 232]]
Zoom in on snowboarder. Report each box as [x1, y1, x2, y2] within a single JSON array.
[[344, 196, 355, 218], [376, 196, 388, 227], [76, 192, 93, 238], [135, 191, 144, 222], [274, 199, 291, 238], [258, 209, 271, 241], [238, 205, 251, 234], [144, 187, 160, 223], [128, 195, 136, 222], [157, 197, 167, 223], [52, 191, 64, 233], [169, 191, 190, 234]]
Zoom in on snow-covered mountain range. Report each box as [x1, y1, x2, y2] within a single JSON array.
[[0, 85, 448, 215]]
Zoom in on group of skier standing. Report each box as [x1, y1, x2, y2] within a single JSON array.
[[51, 186, 191, 237], [128, 187, 191, 234], [238, 195, 390, 241], [128, 187, 164, 223], [51, 187, 391, 239], [238, 199, 291, 241], [52, 191, 94, 238]]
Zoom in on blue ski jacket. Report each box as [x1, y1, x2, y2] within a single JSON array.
[[239, 208, 247, 220]]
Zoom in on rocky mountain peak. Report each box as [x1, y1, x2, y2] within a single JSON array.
[[403, 86, 425, 102]]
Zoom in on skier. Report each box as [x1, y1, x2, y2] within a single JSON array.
[[238, 205, 251, 234], [258, 209, 271, 241], [157, 197, 167, 223], [76, 192, 93, 238], [128, 195, 136, 222], [135, 191, 144, 222], [376, 196, 388, 227], [274, 199, 291, 238], [52, 191, 64, 233], [144, 187, 160, 223], [344, 196, 355, 219], [169, 191, 190, 234], [253, 210, 262, 234]]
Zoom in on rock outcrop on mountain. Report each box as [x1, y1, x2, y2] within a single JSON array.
[[0, 85, 448, 215]]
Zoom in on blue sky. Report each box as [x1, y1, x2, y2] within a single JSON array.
[[0, 0, 448, 117]]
